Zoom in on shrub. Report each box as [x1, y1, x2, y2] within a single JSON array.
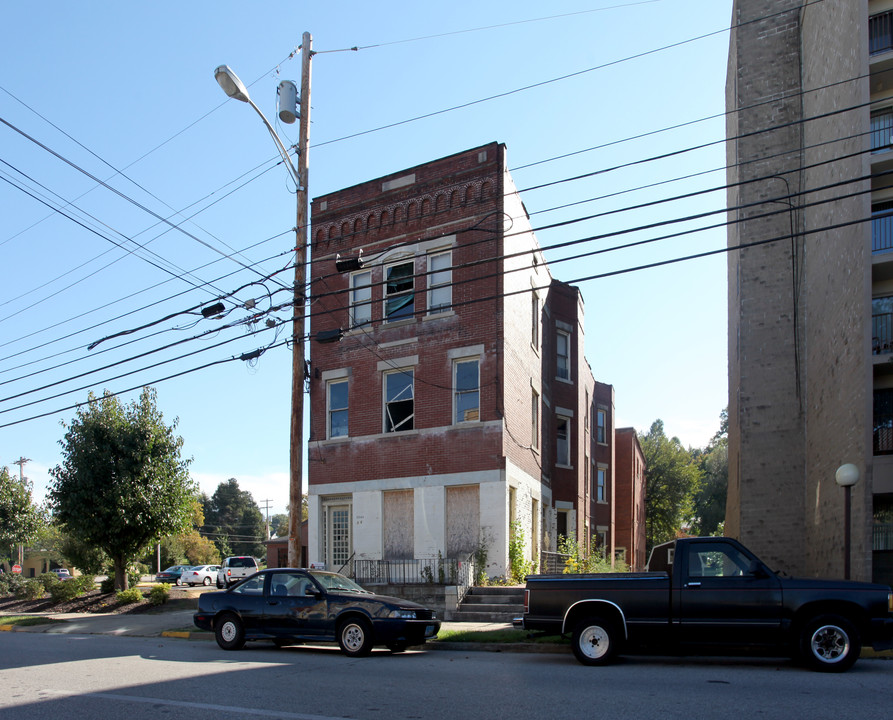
[[17, 579, 45, 601], [508, 521, 535, 583], [38, 573, 60, 592], [1, 573, 25, 597], [75, 574, 96, 593], [115, 587, 143, 605], [50, 578, 84, 603], [127, 563, 147, 589], [99, 577, 115, 593], [148, 583, 170, 606]]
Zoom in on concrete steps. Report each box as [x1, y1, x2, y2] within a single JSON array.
[[452, 586, 525, 623]]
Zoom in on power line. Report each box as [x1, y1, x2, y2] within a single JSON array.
[[0, 165, 880, 427]]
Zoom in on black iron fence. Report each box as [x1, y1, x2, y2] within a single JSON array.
[[540, 551, 571, 574], [352, 554, 476, 589]]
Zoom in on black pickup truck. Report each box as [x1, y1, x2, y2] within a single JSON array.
[[516, 536, 893, 672]]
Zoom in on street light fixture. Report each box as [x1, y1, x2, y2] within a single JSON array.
[[835, 463, 860, 579], [213, 65, 301, 188], [215, 32, 312, 568]]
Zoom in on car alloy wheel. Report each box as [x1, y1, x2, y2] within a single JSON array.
[[338, 618, 373, 657], [801, 614, 861, 673]]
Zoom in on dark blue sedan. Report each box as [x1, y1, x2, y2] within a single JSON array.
[[193, 568, 440, 656]]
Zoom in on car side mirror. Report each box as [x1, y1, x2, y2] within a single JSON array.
[[747, 561, 769, 579], [305, 585, 321, 597]]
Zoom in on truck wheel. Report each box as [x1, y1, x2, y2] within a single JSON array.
[[800, 614, 861, 672], [215, 613, 246, 651], [572, 616, 619, 666], [338, 617, 373, 657]]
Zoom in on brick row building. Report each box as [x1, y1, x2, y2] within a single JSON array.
[[306, 143, 646, 577]]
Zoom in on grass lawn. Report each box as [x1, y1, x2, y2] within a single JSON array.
[[435, 628, 566, 644], [0, 616, 66, 627]]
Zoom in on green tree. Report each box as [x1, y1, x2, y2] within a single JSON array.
[[49, 388, 196, 590], [182, 530, 221, 564], [639, 420, 702, 552], [691, 409, 729, 536], [202, 479, 265, 558], [270, 513, 289, 538], [0, 466, 44, 557]]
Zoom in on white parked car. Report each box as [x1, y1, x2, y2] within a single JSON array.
[[182, 565, 220, 587], [50, 568, 73, 581]]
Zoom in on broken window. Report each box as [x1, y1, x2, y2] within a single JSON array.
[[385, 369, 414, 432], [385, 261, 414, 321]]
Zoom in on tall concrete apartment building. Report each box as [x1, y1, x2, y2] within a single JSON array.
[[726, 0, 893, 584], [305, 143, 646, 577]]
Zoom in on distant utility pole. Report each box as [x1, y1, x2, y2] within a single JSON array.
[[12, 457, 30, 567], [259, 499, 274, 539]]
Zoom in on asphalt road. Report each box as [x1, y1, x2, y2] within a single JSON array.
[[1, 632, 891, 720]]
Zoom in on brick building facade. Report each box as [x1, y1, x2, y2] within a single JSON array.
[[306, 143, 642, 577], [726, 0, 893, 583]]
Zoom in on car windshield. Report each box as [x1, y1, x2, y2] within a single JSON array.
[[308, 571, 370, 593]]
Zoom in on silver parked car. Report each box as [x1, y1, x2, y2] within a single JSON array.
[[182, 565, 221, 587]]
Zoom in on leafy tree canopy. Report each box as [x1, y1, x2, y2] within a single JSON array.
[[49, 388, 196, 589], [201, 478, 265, 558], [0, 465, 44, 551], [639, 419, 702, 552], [691, 409, 729, 536]]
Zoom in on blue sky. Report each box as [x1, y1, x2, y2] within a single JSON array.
[[0, 1, 732, 517]]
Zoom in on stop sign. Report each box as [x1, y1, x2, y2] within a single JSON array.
[[11, 564, 22, 574]]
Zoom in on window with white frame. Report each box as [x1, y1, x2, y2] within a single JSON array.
[[385, 260, 414, 321], [349, 270, 372, 328], [428, 250, 452, 314], [327, 379, 348, 438], [531, 389, 539, 449], [556, 416, 571, 466], [597, 466, 606, 503], [597, 408, 607, 444], [384, 369, 414, 432], [556, 330, 570, 380], [454, 358, 479, 423]]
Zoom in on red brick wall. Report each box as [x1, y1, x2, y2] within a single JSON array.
[[308, 143, 517, 485]]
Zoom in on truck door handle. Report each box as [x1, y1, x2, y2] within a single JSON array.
[[685, 582, 701, 588]]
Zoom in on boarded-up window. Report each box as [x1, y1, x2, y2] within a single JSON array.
[[446, 485, 480, 557], [383, 490, 414, 560]]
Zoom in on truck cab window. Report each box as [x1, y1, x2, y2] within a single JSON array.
[[688, 544, 750, 578]]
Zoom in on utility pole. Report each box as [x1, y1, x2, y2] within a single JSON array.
[[259, 499, 274, 540], [289, 31, 312, 569], [215, 34, 312, 570], [13, 457, 30, 567]]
